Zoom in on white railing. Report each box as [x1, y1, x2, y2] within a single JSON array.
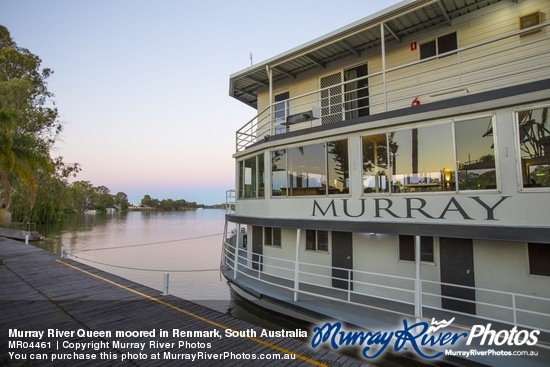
[[236, 22, 549, 152], [221, 234, 550, 335]]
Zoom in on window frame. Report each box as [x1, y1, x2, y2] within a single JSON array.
[[514, 104, 550, 191], [264, 227, 281, 248], [528, 243, 550, 277], [272, 138, 350, 197], [361, 114, 499, 195], [306, 230, 330, 253], [419, 31, 458, 60], [398, 235, 434, 263], [238, 153, 265, 199]]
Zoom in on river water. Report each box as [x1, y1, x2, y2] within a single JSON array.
[[36, 209, 232, 312]]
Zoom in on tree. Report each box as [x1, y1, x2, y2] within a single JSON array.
[[0, 25, 64, 224]]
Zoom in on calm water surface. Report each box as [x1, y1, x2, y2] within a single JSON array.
[[36, 209, 232, 312]]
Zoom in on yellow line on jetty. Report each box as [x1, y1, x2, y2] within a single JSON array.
[[57, 260, 328, 367]]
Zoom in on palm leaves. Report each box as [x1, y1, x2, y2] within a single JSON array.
[[0, 109, 53, 211]]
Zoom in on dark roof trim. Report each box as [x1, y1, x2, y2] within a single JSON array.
[[226, 214, 550, 244]]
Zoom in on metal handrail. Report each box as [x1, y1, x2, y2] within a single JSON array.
[[221, 234, 550, 334], [235, 21, 550, 152]]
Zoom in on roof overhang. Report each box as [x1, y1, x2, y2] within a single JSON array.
[[229, 0, 502, 108]]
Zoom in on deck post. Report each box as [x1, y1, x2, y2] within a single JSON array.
[[60, 245, 68, 259], [234, 224, 240, 280], [162, 272, 170, 295], [294, 229, 301, 302], [414, 235, 422, 319]]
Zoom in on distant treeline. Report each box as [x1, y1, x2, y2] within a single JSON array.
[[139, 194, 225, 211], [9, 180, 225, 225]]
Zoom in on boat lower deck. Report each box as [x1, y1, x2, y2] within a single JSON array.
[[223, 264, 550, 367]]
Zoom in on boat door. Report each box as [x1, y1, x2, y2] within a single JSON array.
[[439, 237, 476, 314], [252, 226, 263, 271], [332, 231, 353, 290]]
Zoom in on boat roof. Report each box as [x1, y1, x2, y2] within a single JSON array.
[[229, 0, 502, 108]]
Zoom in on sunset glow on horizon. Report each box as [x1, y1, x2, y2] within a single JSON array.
[[2, 0, 402, 205]]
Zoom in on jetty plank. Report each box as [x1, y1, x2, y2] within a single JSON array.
[[0, 238, 372, 367]]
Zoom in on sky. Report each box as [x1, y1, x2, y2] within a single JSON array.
[[1, 0, 402, 205]]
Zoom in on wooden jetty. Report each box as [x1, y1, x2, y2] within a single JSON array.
[[0, 237, 373, 367]]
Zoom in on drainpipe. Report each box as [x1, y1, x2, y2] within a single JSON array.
[[380, 22, 387, 112]]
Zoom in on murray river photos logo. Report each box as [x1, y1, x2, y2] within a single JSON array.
[[310, 318, 540, 360]]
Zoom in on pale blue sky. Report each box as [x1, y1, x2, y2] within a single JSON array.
[[1, 0, 401, 205]]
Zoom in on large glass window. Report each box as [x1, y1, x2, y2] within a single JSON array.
[[455, 117, 496, 190], [327, 140, 349, 194], [238, 153, 264, 199], [288, 144, 326, 196], [362, 134, 389, 193], [271, 150, 287, 196], [362, 117, 497, 194], [518, 107, 550, 188], [275, 140, 349, 196], [392, 123, 455, 192]]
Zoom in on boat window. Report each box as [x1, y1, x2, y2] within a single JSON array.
[[528, 243, 550, 276], [455, 116, 497, 190], [344, 63, 369, 120], [327, 140, 349, 194], [399, 235, 434, 263], [288, 144, 326, 196], [274, 92, 290, 134], [264, 227, 281, 247], [391, 123, 455, 193], [420, 32, 457, 59], [517, 106, 550, 188], [271, 150, 287, 196], [238, 153, 265, 199], [306, 230, 329, 252], [362, 134, 389, 193]]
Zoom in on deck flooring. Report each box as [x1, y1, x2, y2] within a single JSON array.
[[0, 237, 373, 367]]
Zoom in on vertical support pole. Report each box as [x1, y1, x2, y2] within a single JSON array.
[[414, 235, 422, 319], [266, 65, 273, 135], [60, 246, 68, 259], [162, 272, 170, 296], [294, 229, 301, 302], [380, 22, 387, 112], [234, 224, 240, 280], [25, 234, 29, 245]]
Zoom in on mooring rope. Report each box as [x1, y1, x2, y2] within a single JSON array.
[[71, 232, 224, 254], [68, 253, 220, 273]]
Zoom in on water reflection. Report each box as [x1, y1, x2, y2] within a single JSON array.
[[37, 209, 230, 312]]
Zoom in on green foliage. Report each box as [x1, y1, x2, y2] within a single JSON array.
[[0, 24, 77, 224], [138, 194, 201, 211]]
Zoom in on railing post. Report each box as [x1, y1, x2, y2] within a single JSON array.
[[414, 235, 422, 319], [162, 272, 170, 296], [234, 224, 240, 280], [512, 294, 517, 325], [294, 229, 301, 302], [348, 269, 351, 302]]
